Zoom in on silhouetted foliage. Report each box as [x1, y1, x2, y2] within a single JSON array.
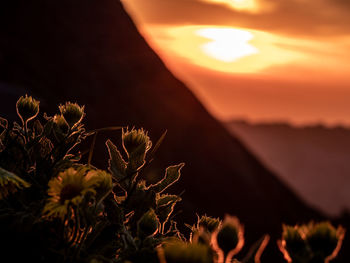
[[278, 222, 345, 263], [0, 96, 345, 263]]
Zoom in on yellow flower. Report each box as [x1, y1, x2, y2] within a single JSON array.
[[85, 169, 113, 200], [0, 167, 30, 200], [43, 167, 97, 219]]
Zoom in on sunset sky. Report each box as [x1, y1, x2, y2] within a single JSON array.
[[122, 0, 350, 126]]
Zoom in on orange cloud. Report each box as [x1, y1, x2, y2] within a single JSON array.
[[122, 0, 350, 37], [141, 24, 350, 76], [121, 0, 350, 125]]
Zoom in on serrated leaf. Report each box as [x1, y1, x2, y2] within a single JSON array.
[[43, 119, 53, 137], [156, 201, 177, 225], [156, 194, 182, 207], [106, 139, 127, 181], [127, 141, 147, 172], [150, 163, 184, 193], [156, 195, 182, 225], [33, 120, 43, 136]]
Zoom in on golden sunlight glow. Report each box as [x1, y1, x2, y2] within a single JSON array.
[[204, 0, 259, 12], [196, 28, 259, 62], [145, 25, 309, 73]]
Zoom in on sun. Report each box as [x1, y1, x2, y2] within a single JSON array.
[[143, 25, 307, 73], [196, 28, 259, 62]]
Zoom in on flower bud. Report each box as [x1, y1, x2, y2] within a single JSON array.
[[16, 95, 40, 124], [59, 102, 84, 128], [123, 128, 152, 171], [122, 128, 152, 157], [280, 224, 308, 262], [137, 209, 160, 238], [306, 222, 344, 260], [198, 215, 221, 233], [53, 114, 69, 135], [216, 215, 243, 256]]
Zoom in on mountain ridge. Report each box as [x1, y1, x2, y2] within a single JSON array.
[[226, 119, 350, 216]]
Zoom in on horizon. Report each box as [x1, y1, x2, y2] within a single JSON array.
[[227, 118, 350, 129], [121, 0, 350, 127]]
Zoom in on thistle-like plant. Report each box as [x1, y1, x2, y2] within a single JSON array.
[[0, 95, 345, 263], [16, 94, 40, 126], [0, 95, 188, 263], [122, 127, 152, 173], [278, 222, 345, 263], [185, 214, 270, 263], [214, 215, 245, 263], [59, 102, 85, 129]]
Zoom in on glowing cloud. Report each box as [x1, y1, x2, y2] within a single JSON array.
[[203, 0, 260, 12], [196, 28, 259, 62], [144, 25, 307, 73]]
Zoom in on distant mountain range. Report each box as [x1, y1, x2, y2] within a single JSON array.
[[226, 120, 350, 217], [0, 1, 327, 261]]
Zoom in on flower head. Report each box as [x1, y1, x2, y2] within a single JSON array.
[[279, 224, 308, 262], [191, 215, 221, 246], [0, 167, 30, 199], [53, 114, 69, 135], [198, 215, 221, 233], [42, 167, 97, 220], [16, 95, 40, 125], [306, 222, 345, 260], [122, 128, 152, 157], [122, 128, 152, 171], [137, 209, 160, 238], [59, 102, 85, 129], [214, 215, 244, 257], [85, 169, 113, 201]]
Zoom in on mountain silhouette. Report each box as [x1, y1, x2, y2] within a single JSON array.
[[0, 1, 323, 261], [227, 120, 350, 216]]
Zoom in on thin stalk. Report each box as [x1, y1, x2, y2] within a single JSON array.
[[87, 131, 98, 166]]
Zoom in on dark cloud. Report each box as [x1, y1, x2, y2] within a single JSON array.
[[123, 0, 350, 36]]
